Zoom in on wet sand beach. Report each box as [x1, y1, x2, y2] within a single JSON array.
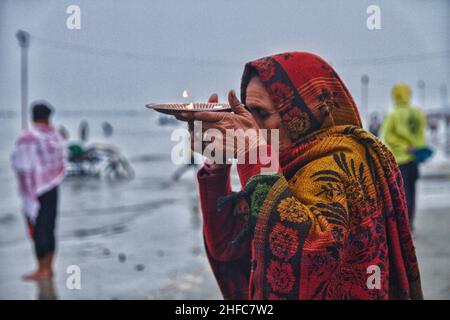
[[0, 113, 449, 299]]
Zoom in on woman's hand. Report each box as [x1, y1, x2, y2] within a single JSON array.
[[176, 90, 263, 164]]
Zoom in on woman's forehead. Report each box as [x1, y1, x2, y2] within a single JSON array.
[[246, 77, 271, 104]]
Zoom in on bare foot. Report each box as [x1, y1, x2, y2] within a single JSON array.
[[22, 270, 53, 282]]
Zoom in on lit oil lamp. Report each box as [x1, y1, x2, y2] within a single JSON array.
[[145, 89, 231, 115]]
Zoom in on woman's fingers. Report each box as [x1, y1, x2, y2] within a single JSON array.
[[191, 111, 226, 122], [208, 93, 219, 103], [174, 112, 195, 121], [228, 90, 247, 115], [191, 89, 245, 122]]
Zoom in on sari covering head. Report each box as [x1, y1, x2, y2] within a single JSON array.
[[207, 52, 422, 300]]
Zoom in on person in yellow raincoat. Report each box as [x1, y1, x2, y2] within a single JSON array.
[[381, 83, 427, 231]]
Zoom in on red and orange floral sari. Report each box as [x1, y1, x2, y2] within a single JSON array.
[[197, 52, 423, 300]]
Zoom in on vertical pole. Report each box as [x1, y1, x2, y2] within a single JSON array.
[[447, 117, 450, 155], [443, 84, 450, 154], [361, 75, 369, 128], [417, 80, 426, 109], [16, 30, 30, 130], [440, 84, 448, 108]]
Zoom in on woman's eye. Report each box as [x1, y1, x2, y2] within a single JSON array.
[[253, 108, 269, 119]]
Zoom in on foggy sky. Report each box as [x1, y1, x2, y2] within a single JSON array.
[[1, 0, 449, 121]]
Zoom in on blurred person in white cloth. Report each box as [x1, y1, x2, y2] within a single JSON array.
[[11, 101, 66, 281]]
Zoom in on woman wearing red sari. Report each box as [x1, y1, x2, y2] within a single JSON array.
[[178, 52, 422, 300]]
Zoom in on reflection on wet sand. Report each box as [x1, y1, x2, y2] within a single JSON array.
[[36, 279, 58, 300], [188, 184, 201, 231]]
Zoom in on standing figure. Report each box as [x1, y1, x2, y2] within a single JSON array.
[[369, 112, 382, 137], [11, 101, 66, 281], [381, 84, 427, 231]]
